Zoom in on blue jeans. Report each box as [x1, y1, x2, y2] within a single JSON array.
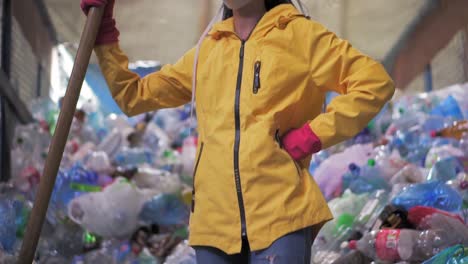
[[194, 226, 320, 264]]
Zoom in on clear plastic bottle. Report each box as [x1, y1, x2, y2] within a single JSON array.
[[164, 240, 196, 264], [459, 132, 468, 156], [342, 160, 390, 194], [350, 229, 457, 262], [390, 164, 425, 185], [114, 147, 155, 167]]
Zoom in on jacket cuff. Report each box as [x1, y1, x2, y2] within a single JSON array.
[[300, 123, 322, 154], [95, 18, 120, 45]]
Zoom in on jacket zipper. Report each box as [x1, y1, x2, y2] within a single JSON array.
[[253, 61, 261, 94], [234, 41, 248, 238], [191, 142, 204, 213], [275, 129, 302, 177]]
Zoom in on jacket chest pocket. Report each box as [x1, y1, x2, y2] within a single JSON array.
[[249, 54, 308, 111]]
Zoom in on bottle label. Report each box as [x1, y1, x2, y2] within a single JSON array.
[[376, 229, 401, 261]]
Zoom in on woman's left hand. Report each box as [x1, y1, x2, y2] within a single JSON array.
[[282, 124, 322, 161]]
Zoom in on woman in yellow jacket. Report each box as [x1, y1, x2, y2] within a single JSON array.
[[81, 0, 395, 263]]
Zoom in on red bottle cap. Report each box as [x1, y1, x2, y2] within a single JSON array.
[[348, 240, 357, 249], [460, 181, 468, 190], [430, 131, 437, 138]]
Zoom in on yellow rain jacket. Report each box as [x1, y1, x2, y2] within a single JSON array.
[[94, 4, 395, 254]]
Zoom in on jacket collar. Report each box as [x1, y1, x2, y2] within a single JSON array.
[[209, 4, 304, 40]]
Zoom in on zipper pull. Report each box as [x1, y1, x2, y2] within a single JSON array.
[[253, 61, 261, 94], [275, 129, 282, 148]]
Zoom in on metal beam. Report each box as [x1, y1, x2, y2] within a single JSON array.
[[384, 0, 468, 89], [0, 0, 12, 182]]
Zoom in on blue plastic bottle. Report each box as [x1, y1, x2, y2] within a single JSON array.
[[139, 194, 189, 227], [430, 95, 464, 121], [0, 200, 16, 253], [427, 157, 464, 182], [391, 181, 463, 212]]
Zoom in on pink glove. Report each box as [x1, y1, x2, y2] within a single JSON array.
[[282, 124, 322, 161], [80, 0, 119, 45]]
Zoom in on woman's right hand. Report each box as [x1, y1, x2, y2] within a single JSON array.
[[80, 0, 119, 45], [80, 0, 107, 14]]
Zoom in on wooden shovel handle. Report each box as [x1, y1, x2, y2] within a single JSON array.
[[18, 6, 105, 264]]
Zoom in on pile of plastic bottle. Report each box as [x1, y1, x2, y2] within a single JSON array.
[[0, 82, 467, 264], [311, 83, 468, 264], [1, 97, 197, 264]]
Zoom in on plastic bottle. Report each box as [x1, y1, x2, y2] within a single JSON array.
[[349, 229, 458, 262], [389, 127, 430, 166], [408, 206, 465, 231], [390, 164, 425, 185], [342, 160, 390, 194], [141, 125, 160, 152], [158, 149, 182, 174], [426, 157, 464, 182], [424, 144, 464, 169], [387, 111, 426, 137], [69, 142, 96, 166], [459, 132, 468, 156], [422, 244, 468, 264], [137, 248, 159, 264], [431, 120, 468, 140], [12, 197, 32, 239], [352, 127, 374, 145], [68, 178, 154, 239], [309, 150, 330, 175], [314, 144, 375, 200], [422, 115, 453, 133], [430, 95, 464, 120], [331, 250, 373, 264], [139, 194, 189, 227], [48, 167, 100, 225], [84, 151, 112, 174], [180, 136, 197, 180], [13, 166, 41, 193], [51, 220, 85, 258], [446, 173, 467, 204], [114, 147, 155, 167], [133, 167, 181, 194], [391, 181, 463, 212], [0, 200, 16, 253], [315, 191, 368, 247], [373, 146, 407, 181], [164, 240, 196, 264], [353, 190, 389, 233], [97, 128, 126, 159]]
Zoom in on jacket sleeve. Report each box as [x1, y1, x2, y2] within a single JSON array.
[[94, 43, 194, 116], [306, 21, 395, 149]]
